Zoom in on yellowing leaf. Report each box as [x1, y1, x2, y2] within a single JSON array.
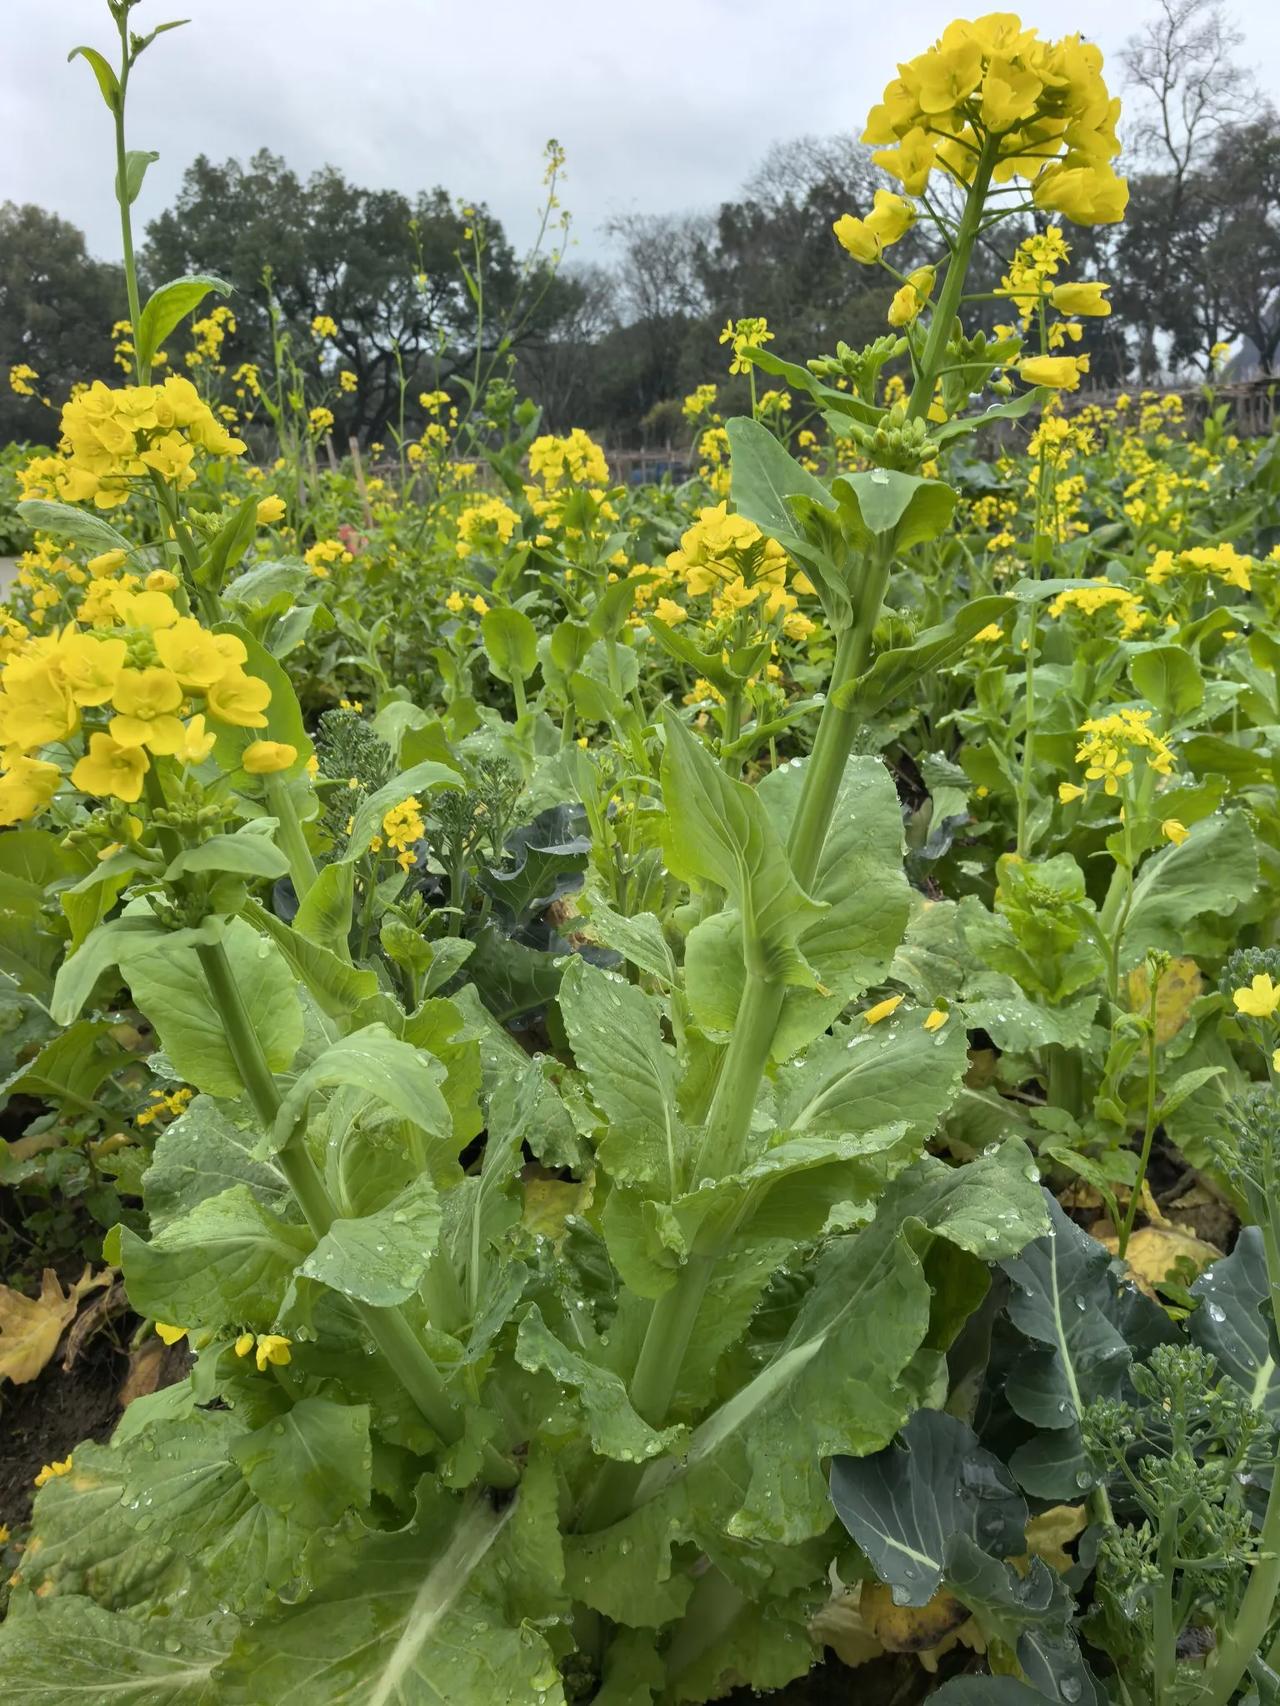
[[521, 1169, 595, 1246], [1097, 1222, 1221, 1298], [0, 1267, 111, 1385], [1126, 955, 1202, 1044], [861, 1580, 971, 1653], [809, 1590, 884, 1670], [1024, 1503, 1087, 1573]]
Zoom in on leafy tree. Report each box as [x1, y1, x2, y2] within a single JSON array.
[[143, 151, 570, 443], [0, 203, 122, 445]]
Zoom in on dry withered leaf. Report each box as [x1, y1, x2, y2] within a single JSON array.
[[0, 1267, 112, 1386], [1024, 1503, 1087, 1573], [118, 1335, 167, 1408], [62, 1279, 128, 1372]]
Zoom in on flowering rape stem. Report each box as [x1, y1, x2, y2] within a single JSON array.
[[194, 934, 517, 1489], [586, 156, 1003, 1532], [265, 775, 318, 900]]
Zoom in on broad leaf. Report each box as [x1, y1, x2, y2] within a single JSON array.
[[299, 1176, 441, 1306], [117, 1183, 311, 1331], [0, 1594, 232, 1705], [137, 274, 230, 376], [1190, 1228, 1280, 1415]]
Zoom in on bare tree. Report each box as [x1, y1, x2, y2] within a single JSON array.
[[603, 211, 710, 329], [1123, 0, 1256, 188], [1121, 0, 1259, 375]]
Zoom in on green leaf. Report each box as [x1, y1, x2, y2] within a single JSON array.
[[481, 605, 538, 683], [271, 1023, 451, 1154], [929, 1684, 1056, 1705], [1128, 643, 1204, 719], [831, 467, 956, 551], [292, 858, 355, 957], [832, 596, 1014, 715], [560, 958, 683, 1192], [125, 918, 303, 1099], [1190, 1229, 1280, 1414], [661, 710, 824, 982], [117, 1183, 311, 1331], [726, 415, 834, 555], [50, 915, 170, 1025], [164, 829, 289, 883], [0, 1019, 130, 1116], [580, 891, 676, 985], [830, 1408, 1027, 1605], [516, 1304, 684, 1461], [230, 1396, 371, 1528], [339, 761, 463, 864], [143, 1093, 289, 1233], [687, 755, 909, 1059], [0, 1594, 233, 1704], [563, 1499, 693, 1626], [67, 45, 121, 111], [300, 1175, 441, 1305], [136, 275, 231, 376], [16, 499, 131, 559], [775, 1009, 969, 1142], [999, 1195, 1175, 1497], [245, 899, 377, 1021], [675, 1142, 1048, 1543], [13, 1438, 188, 1610], [116, 148, 160, 208], [218, 1483, 567, 1705], [1122, 811, 1257, 967]]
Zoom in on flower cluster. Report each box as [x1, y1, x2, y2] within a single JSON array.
[[1147, 543, 1256, 594], [664, 503, 815, 639], [862, 14, 1127, 222], [456, 497, 522, 559], [44, 376, 245, 509], [1061, 707, 1175, 801], [381, 795, 424, 872], [0, 587, 281, 822], [1047, 584, 1147, 637], [304, 538, 354, 578]]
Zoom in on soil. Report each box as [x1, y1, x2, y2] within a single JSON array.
[[732, 1654, 963, 1702], [0, 1313, 189, 1533]]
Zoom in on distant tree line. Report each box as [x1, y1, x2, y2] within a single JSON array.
[[2, 0, 1277, 452]]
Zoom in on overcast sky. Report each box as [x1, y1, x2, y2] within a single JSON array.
[[6, 0, 1280, 269]]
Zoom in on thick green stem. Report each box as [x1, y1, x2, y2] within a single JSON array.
[[265, 776, 319, 900], [194, 936, 517, 1487], [1117, 971, 1161, 1259], [1200, 1425, 1280, 1703], [905, 141, 998, 424]]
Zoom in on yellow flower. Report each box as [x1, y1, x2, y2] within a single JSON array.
[[833, 190, 915, 264], [234, 1331, 255, 1358], [887, 266, 935, 328], [1058, 782, 1086, 804], [923, 1007, 949, 1032], [864, 994, 905, 1025], [71, 733, 149, 803], [109, 665, 186, 754], [206, 669, 272, 728], [1051, 282, 1112, 317], [311, 314, 338, 339], [973, 623, 1006, 643], [1234, 975, 1280, 1020], [254, 1333, 292, 1371], [0, 755, 62, 825], [653, 597, 687, 626], [175, 713, 216, 762], [58, 631, 127, 706], [34, 1456, 73, 1487], [9, 362, 38, 397], [87, 548, 127, 577], [145, 569, 179, 593], [156, 618, 246, 690], [242, 739, 297, 774], [308, 406, 335, 436], [1018, 356, 1085, 391], [338, 370, 358, 393], [155, 1322, 188, 1346], [256, 495, 287, 525], [471, 595, 489, 615], [444, 591, 465, 613], [1161, 819, 1189, 847]]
